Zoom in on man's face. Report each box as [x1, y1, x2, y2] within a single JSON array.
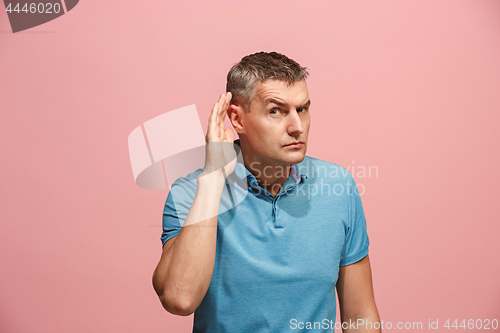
[[241, 79, 311, 167]]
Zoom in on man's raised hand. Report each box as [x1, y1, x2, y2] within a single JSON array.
[[200, 92, 237, 179]]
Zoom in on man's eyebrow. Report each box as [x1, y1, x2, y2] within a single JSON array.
[[266, 99, 311, 108], [266, 99, 286, 107]]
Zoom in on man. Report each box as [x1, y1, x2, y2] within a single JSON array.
[[152, 52, 381, 332]]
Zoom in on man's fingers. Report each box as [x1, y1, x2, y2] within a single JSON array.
[[208, 94, 224, 140], [207, 93, 233, 143], [223, 92, 230, 113], [215, 94, 224, 130], [215, 93, 225, 137], [218, 93, 228, 136], [219, 92, 231, 130], [225, 92, 232, 113], [208, 101, 219, 139]]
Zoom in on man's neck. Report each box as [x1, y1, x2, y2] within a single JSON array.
[[245, 162, 290, 197], [235, 139, 291, 197]]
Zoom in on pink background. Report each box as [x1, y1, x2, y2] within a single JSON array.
[[1, 0, 500, 332]]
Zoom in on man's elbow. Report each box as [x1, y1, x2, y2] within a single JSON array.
[[152, 278, 197, 316], [158, 293, 197, 316], [152, 261, 200, 316]]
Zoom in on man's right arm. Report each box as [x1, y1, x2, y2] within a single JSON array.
[[152, 172, 226, 316], [152, 92, 235, 316]]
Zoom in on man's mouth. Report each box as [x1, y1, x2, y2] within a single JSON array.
[[284, 142, 304, 148]]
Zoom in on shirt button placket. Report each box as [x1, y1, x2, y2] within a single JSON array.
[[273, 196, 284, 228]]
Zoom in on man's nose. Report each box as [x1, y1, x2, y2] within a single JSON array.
[[287, 109, 304, 136]]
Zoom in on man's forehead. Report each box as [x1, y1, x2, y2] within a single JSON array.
[[253, 79, 309, 104]]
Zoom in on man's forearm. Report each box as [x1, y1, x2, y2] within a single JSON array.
[[340, 312, 382, 333], [152, 172, 226, 316]]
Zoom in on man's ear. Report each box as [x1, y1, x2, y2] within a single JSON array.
[[227, 104, 245, 134]]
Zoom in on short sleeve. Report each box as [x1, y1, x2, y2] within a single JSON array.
[[161, 178, 197, 248], [339, 173, 370, 266]]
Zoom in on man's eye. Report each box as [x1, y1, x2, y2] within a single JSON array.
[[270, 109, 280, 115], [297, 107, 307, 113]]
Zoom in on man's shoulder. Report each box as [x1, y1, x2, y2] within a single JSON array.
[[298, 155, 354, 181], [169, 167, 204, 193]]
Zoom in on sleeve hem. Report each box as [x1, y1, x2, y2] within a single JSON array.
[[161, 231, 180, 249], [339, 247, 369, 267]]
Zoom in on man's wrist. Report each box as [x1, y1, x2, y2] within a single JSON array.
[[197, 170, 226, 188]]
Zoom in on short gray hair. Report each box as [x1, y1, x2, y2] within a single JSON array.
[[226, 52, 309, 112]]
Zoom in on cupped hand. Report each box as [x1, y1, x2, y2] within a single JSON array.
[[200, 92, 237, 179]]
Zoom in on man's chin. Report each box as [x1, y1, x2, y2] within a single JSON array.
[[281, 151, 306, 165]]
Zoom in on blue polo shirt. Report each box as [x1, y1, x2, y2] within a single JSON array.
[[161, 154, 369, 333]]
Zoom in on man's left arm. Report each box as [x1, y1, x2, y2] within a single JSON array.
[[336, 254, 381, 333]]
